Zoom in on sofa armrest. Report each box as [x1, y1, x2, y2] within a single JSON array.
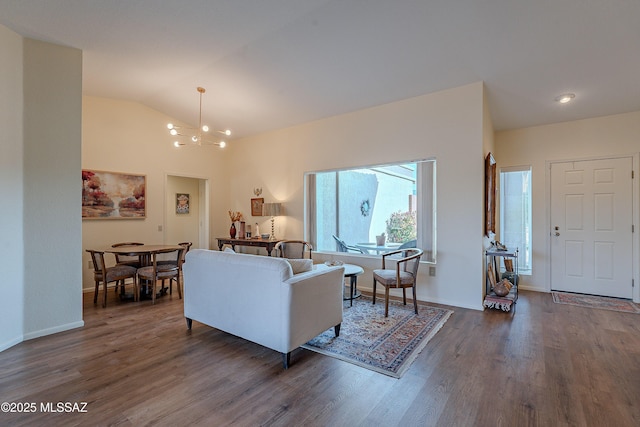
[[283, 265, 345, 351]]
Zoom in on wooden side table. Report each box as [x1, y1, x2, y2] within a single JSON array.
[[216, 237, 281, 256]]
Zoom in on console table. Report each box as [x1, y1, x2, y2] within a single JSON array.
[[216, 237, 281, 256]]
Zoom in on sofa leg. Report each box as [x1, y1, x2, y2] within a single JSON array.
[[186, 318, 192, 330], [282, 352, 291, 369], [334, 323, 341, 337]]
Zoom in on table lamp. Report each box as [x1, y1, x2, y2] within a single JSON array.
[[261, 202, 283, 241]]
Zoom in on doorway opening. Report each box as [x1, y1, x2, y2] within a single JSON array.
[[165, 174, 209, 250]]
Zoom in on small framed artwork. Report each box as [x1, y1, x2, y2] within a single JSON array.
[[82, 169, 146, 219], [176, 193, 190, 214], [251, 198, 264, 216]]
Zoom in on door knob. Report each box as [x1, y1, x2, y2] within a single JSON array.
[[555, 232, 560, 236]]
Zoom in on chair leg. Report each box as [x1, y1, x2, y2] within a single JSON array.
[[402, 288, 407, 305], [102, 281, 108, 308], [93, 281, 99, 304], [151, 279, 156, 305], [412, 284, 418, 314], [133, 276, 139, 302], [176, 273, 182, 299], [372, 278, 377, 304], [384, 286, 390, 317]]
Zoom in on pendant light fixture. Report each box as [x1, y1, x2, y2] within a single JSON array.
[[167, 87, 231, 148]]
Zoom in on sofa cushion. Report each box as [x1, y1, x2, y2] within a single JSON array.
[[287, 258, 313, 274]]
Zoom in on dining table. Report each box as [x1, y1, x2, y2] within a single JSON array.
[[104, 243, 184, 265], [104, 244, 184, 300], [355, 242, 401, 255]]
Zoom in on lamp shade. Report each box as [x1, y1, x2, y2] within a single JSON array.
[[262, 202, 282, 217]]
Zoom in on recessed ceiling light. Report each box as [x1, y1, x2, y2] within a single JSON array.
[[555, 93, 575, 104]]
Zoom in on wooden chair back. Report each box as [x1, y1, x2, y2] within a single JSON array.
[[275, 240, 313, 259], [111, 242, 144, 266]]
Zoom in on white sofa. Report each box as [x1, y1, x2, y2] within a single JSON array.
[[183, 249, 345, 368]]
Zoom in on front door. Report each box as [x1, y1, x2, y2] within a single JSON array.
[[550, 157, 633, 298]]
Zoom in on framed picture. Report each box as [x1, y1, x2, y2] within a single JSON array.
[[176, 193, 190, 214], [485, 153, 496, 236], [82, 169, 146, 219], [251, 198, 264, 216]]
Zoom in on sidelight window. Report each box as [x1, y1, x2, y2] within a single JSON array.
[[499, 166, 532, 273]]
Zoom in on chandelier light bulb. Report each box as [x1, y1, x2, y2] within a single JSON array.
[[170, 129, 178, 136], [219, 141, 226, 148], [224, 129, 231, 136], [202, 125, 209, 132], [174, 141, 180, 147], [167, 123, 174, 130], [555, 93, 575, 104]]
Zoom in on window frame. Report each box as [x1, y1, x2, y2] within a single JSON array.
[[304, 158, 436, 262]]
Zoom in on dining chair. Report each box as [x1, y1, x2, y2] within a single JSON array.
[[274, 240, 313, 259], [156, 242, 192, 295], [332, 235, 365, 254], [111, 242, 144, 294], [87, 249, 138, 308], [136, 246, 185, 305], [111, 242, 145, 267], [372, 248, 423, 317], [397, 239, 417, 249]]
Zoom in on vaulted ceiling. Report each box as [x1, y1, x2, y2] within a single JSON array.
[[2, 0, 639, 140]]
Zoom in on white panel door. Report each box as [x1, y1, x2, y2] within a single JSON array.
[[550, 157, 633, 298]]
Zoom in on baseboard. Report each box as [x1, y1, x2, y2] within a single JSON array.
[[518, 284, 547, 293], [361, 289, 484, 311], [23, 320, 85, 341], [0, 335, 24, 353]]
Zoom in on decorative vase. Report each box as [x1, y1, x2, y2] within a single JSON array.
[[230, 223, 237, 239], [493, 279, 512, 297], [238, 221, 246, 239]]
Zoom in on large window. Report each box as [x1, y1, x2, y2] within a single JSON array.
[[305, 160, 436, 262], [499, 166, 532, 273]]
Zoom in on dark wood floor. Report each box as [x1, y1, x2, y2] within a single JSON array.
[[1, 288, 639, 426]]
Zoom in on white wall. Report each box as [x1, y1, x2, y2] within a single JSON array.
[[81, 97, 230, 290], [227, 82, 488, 310], [22, 39, 84, 338], [496, 111, 640, 302], [0, 25, 25, 351], [0, 29, 84, 349]]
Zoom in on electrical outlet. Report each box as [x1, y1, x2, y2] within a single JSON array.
[[429, 266, 436, 277]]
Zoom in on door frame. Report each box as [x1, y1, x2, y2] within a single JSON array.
[[545, 153, 639, 303], [163, 172, 210, 250]]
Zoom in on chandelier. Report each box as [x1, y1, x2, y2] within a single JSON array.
[[167, 87, 231, 148]]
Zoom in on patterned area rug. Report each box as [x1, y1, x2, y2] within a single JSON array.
[[552, 291, 640, 314], [303, 297, 453, 378]]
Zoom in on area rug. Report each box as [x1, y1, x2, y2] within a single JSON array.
[[303, 297, 453, 378], [552, 291, 640, 314]]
